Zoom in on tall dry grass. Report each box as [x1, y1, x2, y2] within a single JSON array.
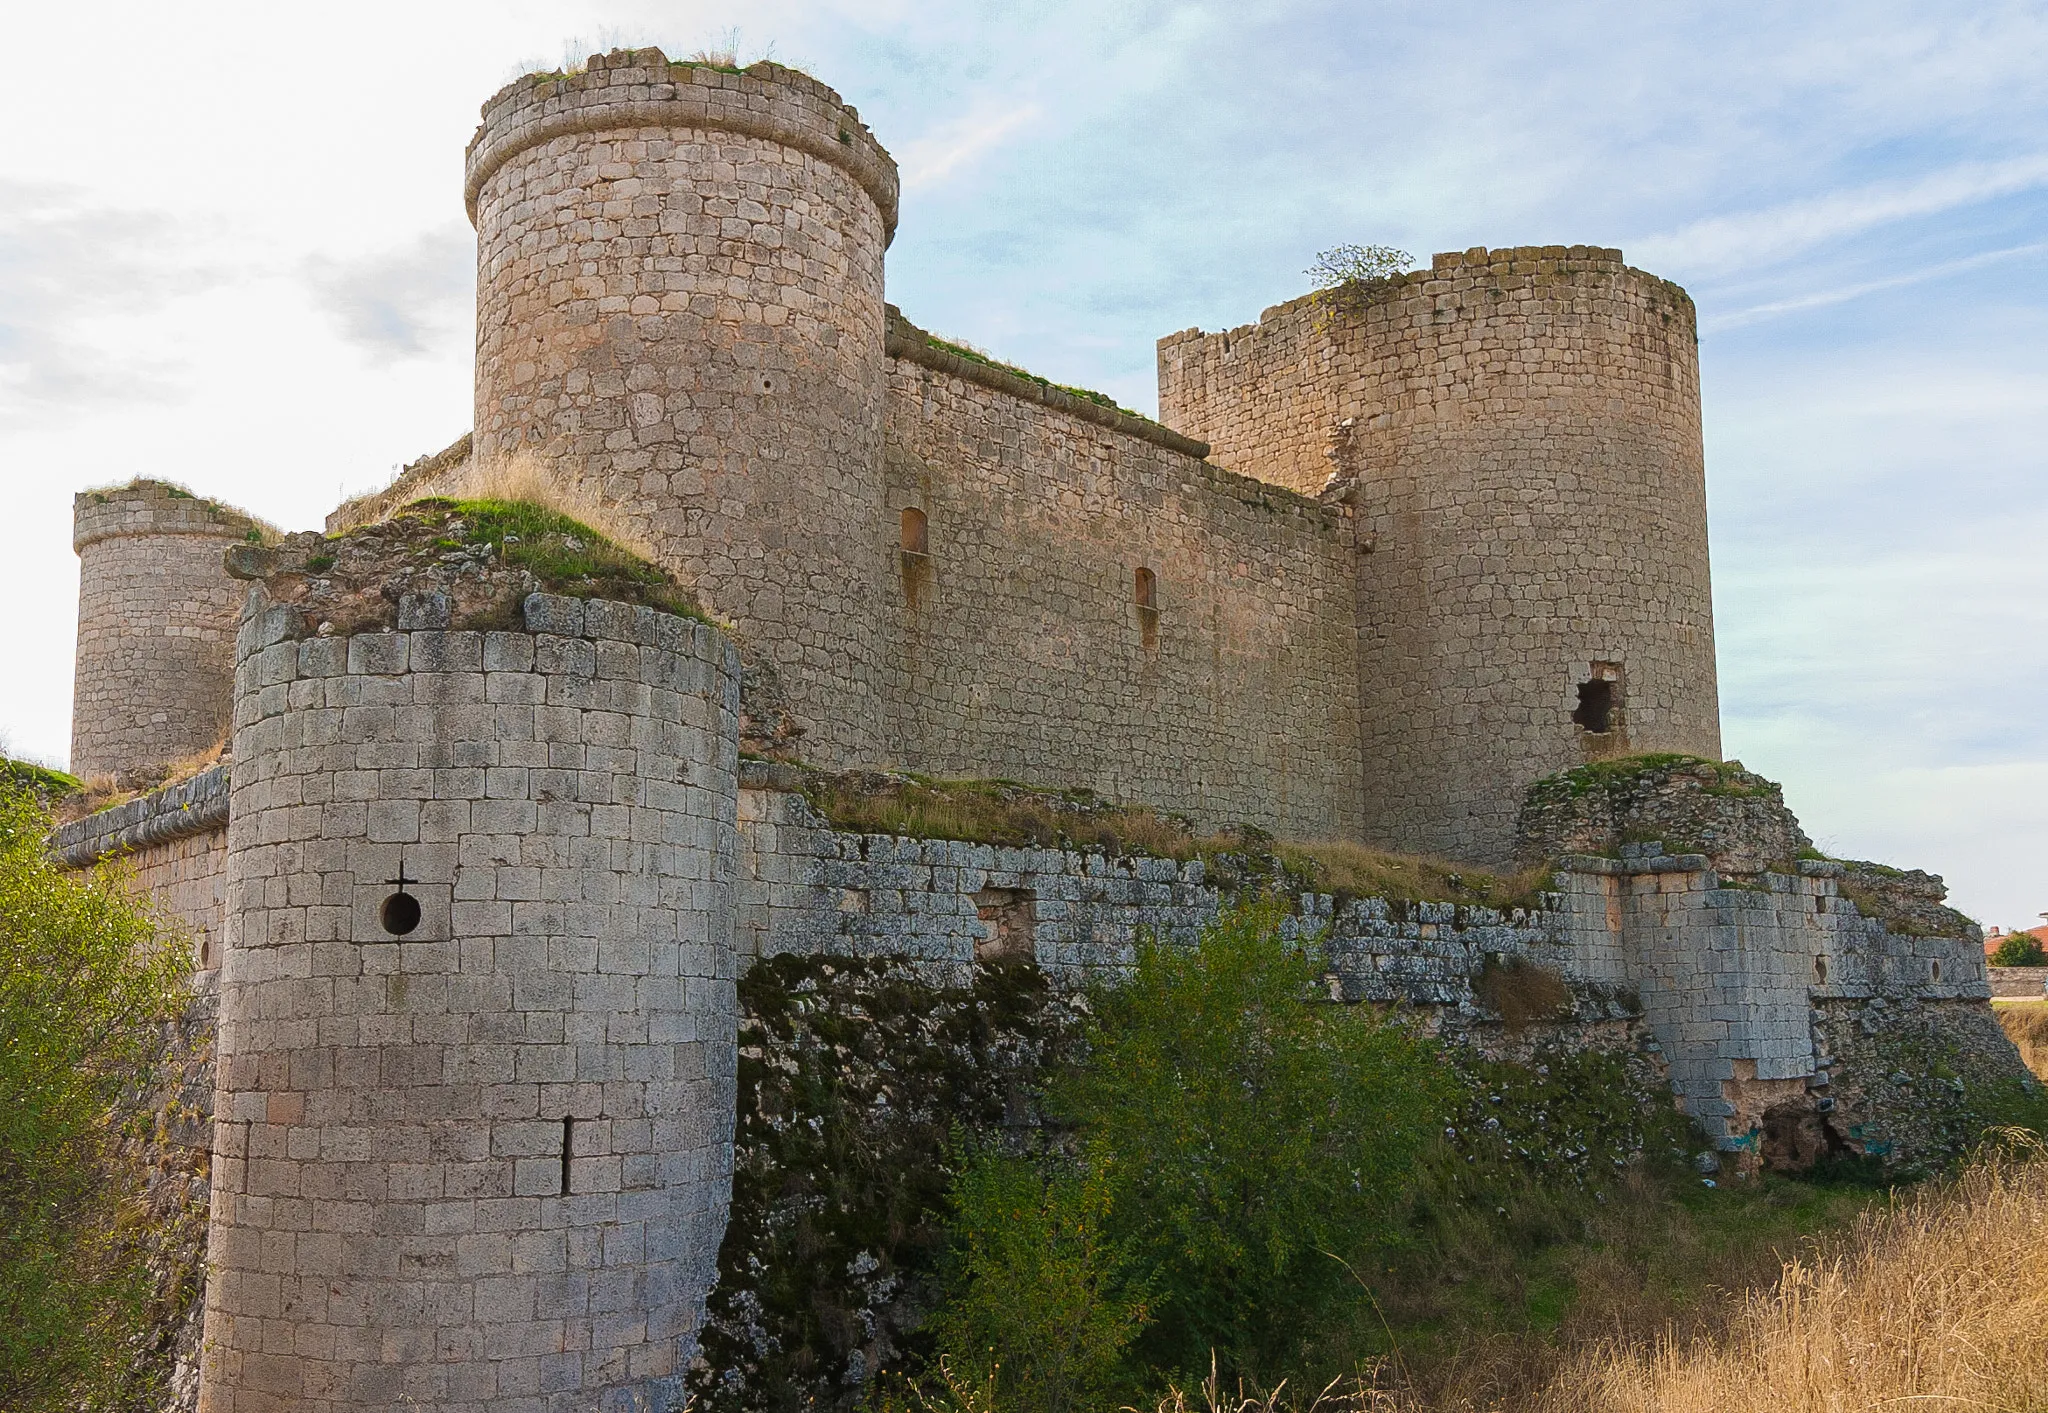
[[436, 453, 660, 564], [1535, 1143, 2048, 1413], [1997, 1002, 2048, 1081]]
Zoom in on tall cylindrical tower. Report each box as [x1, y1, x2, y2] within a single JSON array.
[[204, 590, 741, 1412], [1343, 247, 1720, 863], [466, 47, 899, 764], [71, 480, 270, 780]]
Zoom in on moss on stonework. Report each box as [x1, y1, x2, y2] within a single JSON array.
[[1529, 754, 1768, 802], [688, 953, 1089, 1413], [914, 332, 1132, 414], [4, 760, 82, 799]]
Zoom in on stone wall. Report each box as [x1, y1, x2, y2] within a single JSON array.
[[72, 482, 271, 781], [1990, 967, 2048, 998], [51, 763, 231, 972], [1159, 248, 1721, 864], [468, 47, 899, 768], [879, 330, 1364, 840], [203, 592, 741, 1412]]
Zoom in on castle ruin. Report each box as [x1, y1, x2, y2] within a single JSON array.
[[47, 49, 2025, 1413]]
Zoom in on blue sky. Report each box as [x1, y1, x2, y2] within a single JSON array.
[[1, 0, 2043, 925]]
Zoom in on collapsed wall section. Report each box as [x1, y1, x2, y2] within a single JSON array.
[[73, 482, 272, 782], [1160, 247, 1720, 864], [205, 591, 741, 1413], [880, 328, 1364, 840]]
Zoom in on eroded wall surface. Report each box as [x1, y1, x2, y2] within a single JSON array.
[[1159, 247, 1720, 863], [879, 349, 1364, 840]]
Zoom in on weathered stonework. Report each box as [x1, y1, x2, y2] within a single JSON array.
[[201, 591, 741, 1412], [72, 482, 273, 782], [1160, 251, 1720, 863], [46, 45, 2032, 1413]]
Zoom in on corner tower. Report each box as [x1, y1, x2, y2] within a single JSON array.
[[205, 589, 741, 1411], [1160, 247, 1721, 863], [466, 48, 899, 763], [71, 480, 271, 781]]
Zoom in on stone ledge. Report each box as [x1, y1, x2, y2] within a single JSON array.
[[50, 764, 229, 869], [885, 307, 1213, 462]]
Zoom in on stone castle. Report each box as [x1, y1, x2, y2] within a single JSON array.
[[47, 48, 2024, 1413]]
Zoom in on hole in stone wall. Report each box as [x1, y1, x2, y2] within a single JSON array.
[[560, 1115, 574, 1196], [900, 507, 929, 556], [1134, 566, 1157, 610], [1814, 955, 1828, 984], [1930, 959, 1942, 983], [380, 892, 421, 937], [1572, 679, 1615, 733], [974, 886, 1036, 964]]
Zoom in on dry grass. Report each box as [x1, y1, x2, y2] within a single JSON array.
[[1996, 1001, 2048, 1081], [1528, 1143, 2048, 1413], [436, 452, 660, 564], [59, 738, 227, 822], [1275, 840, 1549, 912]]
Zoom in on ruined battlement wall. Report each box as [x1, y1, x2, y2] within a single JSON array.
[[72, 482, 274, 782], [468, 47, 898, 769], [879, 341, 1365, 840], [1160, 247, 1719, 864]]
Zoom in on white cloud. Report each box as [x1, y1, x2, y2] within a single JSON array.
[[897, 103, 1043, 192], [306, 227, 474, 359], [1705, 241, 2048, 330], [1635, 153, 2048, 276]]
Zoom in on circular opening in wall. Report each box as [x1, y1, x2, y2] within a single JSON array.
[[380, 892, 422, 937]]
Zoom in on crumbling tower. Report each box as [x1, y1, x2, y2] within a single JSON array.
[[466, 48, 900, 763], [70, 480, 270, 780], [1160, 246, 1721, 863]]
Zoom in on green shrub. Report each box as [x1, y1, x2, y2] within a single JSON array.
[[0, 778, 191, 1409], [1059, 902, 1449, 1384], [1990, 933, 2047, 968], [931, 1151, 1148, 1412]]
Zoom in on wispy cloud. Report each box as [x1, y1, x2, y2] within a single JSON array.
[[1706, 240, 2048, 330], [897, 103, 1042, 192], [306, 228, 473, 358], [1636, 153, 2048, 275]]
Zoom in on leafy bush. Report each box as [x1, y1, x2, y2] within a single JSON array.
[[930, 1151, 1147, 1413], [936, 903, 1450, 1399], [1307, 244, 1416, 289], [0, 775, 191, 1409], [1990, 932, 2046, 968]]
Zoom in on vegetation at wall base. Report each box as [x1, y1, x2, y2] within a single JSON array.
[[0, 776, 192, 1410]]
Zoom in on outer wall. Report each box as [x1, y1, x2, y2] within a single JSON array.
[[205, 594, 740, 1413], [468, 53, 896, 766], [1162, 248, 1721, 863], [880, 360, 1365, 840], [72, 483, 264, 781]]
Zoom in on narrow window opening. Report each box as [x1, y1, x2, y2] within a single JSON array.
[[560, 1116, 574, 1196], [900, 507, 931, 609], [380, 892, 421, 937], [1930, 960, 1942, 983], [1572, 679, 1615, 734], [1814, 955, 1828, 984], [973, 887, 1037, 964], [1135, 566, 1160, 652]]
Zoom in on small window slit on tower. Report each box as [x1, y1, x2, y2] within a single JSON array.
[[560, 1116, 574, 1196], [1135, 566, 1159, 651], [1572, 679, 1615, 734], [900, 507, 931, 609]]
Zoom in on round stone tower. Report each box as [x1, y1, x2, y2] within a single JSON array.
[[204, 590, 741, 1412], [71, 480, 270, 781], [465, 47, 899, 764], [1341, 247, 1720, 863]]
